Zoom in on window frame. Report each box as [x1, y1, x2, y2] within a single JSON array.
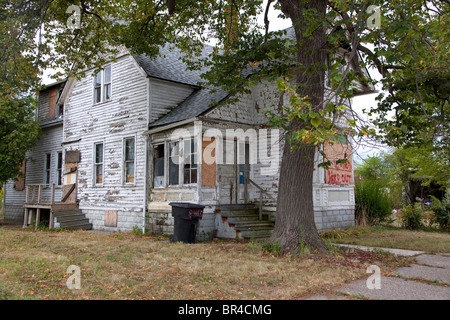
[[93, 142, 104, 186], [93, 65, 112, 105], [44, 153, 51, 186], [167, 137, 198, 187], [123, 136, 136, 185], [56, 151, 63, 187], [183, 138, 198, 185], [153, 143, 166, 189]]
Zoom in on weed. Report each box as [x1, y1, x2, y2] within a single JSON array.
[[132, 225, 144, 236], [261, 241, 283, 256]]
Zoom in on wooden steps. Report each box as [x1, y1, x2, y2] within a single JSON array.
[[53, 208, 92, 230]]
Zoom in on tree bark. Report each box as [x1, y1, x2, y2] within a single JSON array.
[[271, 0, 329, 253]]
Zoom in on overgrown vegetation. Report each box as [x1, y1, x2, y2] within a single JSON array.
[[355, 150, 449, 233], [355, 180, 392, 226]]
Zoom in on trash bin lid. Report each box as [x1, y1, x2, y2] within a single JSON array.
[[169, 202, 205, 209]]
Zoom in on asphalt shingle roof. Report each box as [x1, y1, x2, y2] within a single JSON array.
[[137, 27, 346, 130]]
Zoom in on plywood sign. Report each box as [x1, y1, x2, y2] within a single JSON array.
[[323, 142, 353, 185]]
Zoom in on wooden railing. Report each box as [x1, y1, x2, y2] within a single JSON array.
[[23, 184, 55, 230], [25, 184, 55, 205], [247, 178, 276, 220]]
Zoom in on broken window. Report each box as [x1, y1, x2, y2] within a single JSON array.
[[45, 153, 51, 185], [183, 138, 197, 184], [124, 138, 135, 184], [93, 65, 112, 104], [57, 151, 63, 186], [153, 144, 165, 188], [169, 141, 179, 186], [94, 143, 104, 185]]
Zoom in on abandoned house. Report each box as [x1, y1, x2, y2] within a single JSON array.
[[2, 29, 374, 240]]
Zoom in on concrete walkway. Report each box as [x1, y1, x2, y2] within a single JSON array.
[[306, 245, 450, 300]]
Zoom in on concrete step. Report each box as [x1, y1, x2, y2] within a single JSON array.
[[240, 229, 274, 240], [63, 223, 93, 230], [59, 218, 90, 227], [233, 221, 274, 231], [56, 214, 86, 222]]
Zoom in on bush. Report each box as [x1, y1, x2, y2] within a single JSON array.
[[430, 195, 450, 232], [400, 204, 424, 230], [355, 180, 392, 226]]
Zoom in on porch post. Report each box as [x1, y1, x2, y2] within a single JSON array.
[[23, 208, 29, 228]]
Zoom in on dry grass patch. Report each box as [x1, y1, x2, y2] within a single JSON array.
[[0, 226, 411, 300], [325, 226, 450, 253]]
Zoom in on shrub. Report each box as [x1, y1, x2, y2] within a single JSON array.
[[430, 195, 450, 232], [400, 204, 424, 230], [355, 180, 392, 226]]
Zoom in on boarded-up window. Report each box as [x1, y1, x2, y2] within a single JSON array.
[[323, 140, 353, 185], [48, 88, 57, 121], [202, 138, 216, 187], [14, 159, 26, 191], [104, 210, 118, 227]]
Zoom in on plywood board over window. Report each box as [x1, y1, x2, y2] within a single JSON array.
[[14, 159, 26, 191], [323, 140, 353, 185], [202, 138, 216, 187], [48, 88, 57, 121], [104, 210, 118, 227]]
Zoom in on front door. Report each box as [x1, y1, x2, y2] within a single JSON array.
[[217, 139, 250, 204]]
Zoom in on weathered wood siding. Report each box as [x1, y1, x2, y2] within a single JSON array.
[[150, 79, 195, 122], [62, 54, 149, 231], [3, 124, 64, 220]]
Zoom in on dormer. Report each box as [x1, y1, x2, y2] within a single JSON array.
[[37, 80, 66, 126]]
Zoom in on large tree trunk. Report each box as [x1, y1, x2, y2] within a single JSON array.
[[271, 0, 329, 253]]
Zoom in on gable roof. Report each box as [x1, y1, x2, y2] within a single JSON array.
[[142, 27, 375, 130], [133, 43, 213, 88]]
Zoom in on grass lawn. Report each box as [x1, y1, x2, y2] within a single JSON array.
[[0, 223, 412, 300], [322, 225, 450, 254]]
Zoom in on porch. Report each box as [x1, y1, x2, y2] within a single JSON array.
[[22, 184, 89, 230]]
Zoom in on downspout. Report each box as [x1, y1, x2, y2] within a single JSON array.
[[143, 78, 151, 234], [143, 134, 148, 234]]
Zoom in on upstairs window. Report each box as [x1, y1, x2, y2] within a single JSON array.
[[94, 65, 112, 104]]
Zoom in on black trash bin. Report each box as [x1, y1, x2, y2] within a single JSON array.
[[169, 202, 205, 244]]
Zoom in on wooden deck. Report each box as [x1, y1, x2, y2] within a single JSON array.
[[23, 184, 78, 229]]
